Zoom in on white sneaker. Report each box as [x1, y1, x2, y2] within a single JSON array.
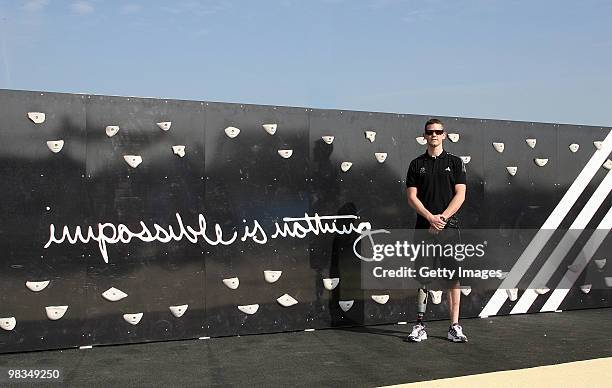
[[406, 323, 427, 342], [447, 324, 468, 342]]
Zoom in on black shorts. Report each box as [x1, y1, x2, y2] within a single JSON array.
[[412, 227, 462, 286]]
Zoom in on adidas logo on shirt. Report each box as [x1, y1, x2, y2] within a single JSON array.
[[445, 167, 451, 172]]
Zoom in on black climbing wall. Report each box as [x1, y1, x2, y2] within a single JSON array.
[[0, 89, 610, 353]]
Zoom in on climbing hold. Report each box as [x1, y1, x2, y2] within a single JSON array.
[[460, 156, 471, 164], [493, 142, 505, 153], [340, 162, 352, 172], [567, 264, 580, 272], [447, 133, 459, 143], [278, 149, 293, 159], [45, 306, 68, 321], [238, 304, 259, 315], [605, 277, 612, 287], [365, 130, 376, 142], [277, 294, 298, 307], [603, 159, 612, 170], [506, 288, 518, 301], [46, 140, 64, 153], [263, 270, 282, 283], [262, 123, 277, 135], [460, 286, 471, 296], [569, 143, 579, 153], [0, 317, 16, 331], [157, 122, 171, 131], [374, 152, 387, 163], [535, 287, 550, 295], [224, 126, 240, 138], [106, 125, 120, 137], [222, 277, 240, 290], [172, 145, 185, 158], [123, 155, 142, 168], [534, 158, 548, 167], [594, 141, 603, 150], [429, 290, 442, 304], [322, 278, 340, 291], [169, 304, 188, 318], [416, 136, 427, 145], [506, 166, 517, 176], [371, 294, 389, 305], [27, 112, 46, 124], [102, 287, 128, 302], [525, 138, 537, 148], [338, 300, 354, 312], [321, 135, 334, 144], [123, 313, 143, 325], [25, 280, 50, 292], [595, 259, 607, 270], [580, 284, 592, 294]]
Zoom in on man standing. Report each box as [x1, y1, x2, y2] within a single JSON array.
[[405, 118, 468, 343]]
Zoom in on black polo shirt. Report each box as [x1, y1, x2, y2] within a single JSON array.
[[406, 150, 466, 229]]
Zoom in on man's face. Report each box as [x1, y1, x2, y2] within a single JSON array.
[[424, 123, 445, 147]]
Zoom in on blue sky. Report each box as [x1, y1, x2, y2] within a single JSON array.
[[0, 0, 611, 126]]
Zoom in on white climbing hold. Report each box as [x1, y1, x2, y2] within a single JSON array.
[[25, 280, 50, 292], [416, 136, 427, 145], [371, 294, 389, 305], [27, 112, 46, 124], [169, 304, 188, 318], [447, 133, 459, 143], [263, 270, 282, 283], [534, 158, 548, 167], [525, 138, 537, 148], [374, 152, 387, 163], [567, 264, 580, 272], [429, 290, 443, 305], [262, 123, 277, 135], [157, 121, 171, 131], [569, 143, 579, 153], [238, 304, 259, 315], [460, 156, 471, 164], [172, 145, 186, 158], [493, 142, 505, 153], [277, 294, 298, 307], [47, 140, 64, 153], [506, 288, 518, 301], [603, 159, 612, 170], [321, 135, 334, 144], [365, 130, 376, 142], [222, 277, 240, 290], [106, 125, 120, 137], [322, 278, 340, 291], [595, 259, 607, 270], [278, 149, 293, 159], [460, 286, 471, 296], [0, 317, 16, 331], [123, 313, 143, 325], [45, 306, 68, 321], [605, 277, 612, 288], [123, 155, 142, 168], [338, 300, 354, 312], [506, 166, 518, 176], [580, 284, 592, 294], [102, 287, 128, 302], [594, 141, 603, 150], [340, 162, 352, 172], [535, 287, 550, 295], [224, 126, 240, 138]]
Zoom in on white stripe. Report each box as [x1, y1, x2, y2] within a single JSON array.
[[479, 129, 612, 318], [541, 206, 612, 312], [510, 170, 612, 314]]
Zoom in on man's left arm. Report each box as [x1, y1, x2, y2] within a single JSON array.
[[441, 184, 466, 219]]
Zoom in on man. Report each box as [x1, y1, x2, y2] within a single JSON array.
[[405, 118, 468, 343]]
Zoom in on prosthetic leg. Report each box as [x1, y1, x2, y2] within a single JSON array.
[[416, 287, 428, 324]]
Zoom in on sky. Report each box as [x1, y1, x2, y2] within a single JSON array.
[[0, 0, 611, 126]]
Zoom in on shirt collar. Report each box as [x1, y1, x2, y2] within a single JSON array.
[[423, 149, 447, 159]]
